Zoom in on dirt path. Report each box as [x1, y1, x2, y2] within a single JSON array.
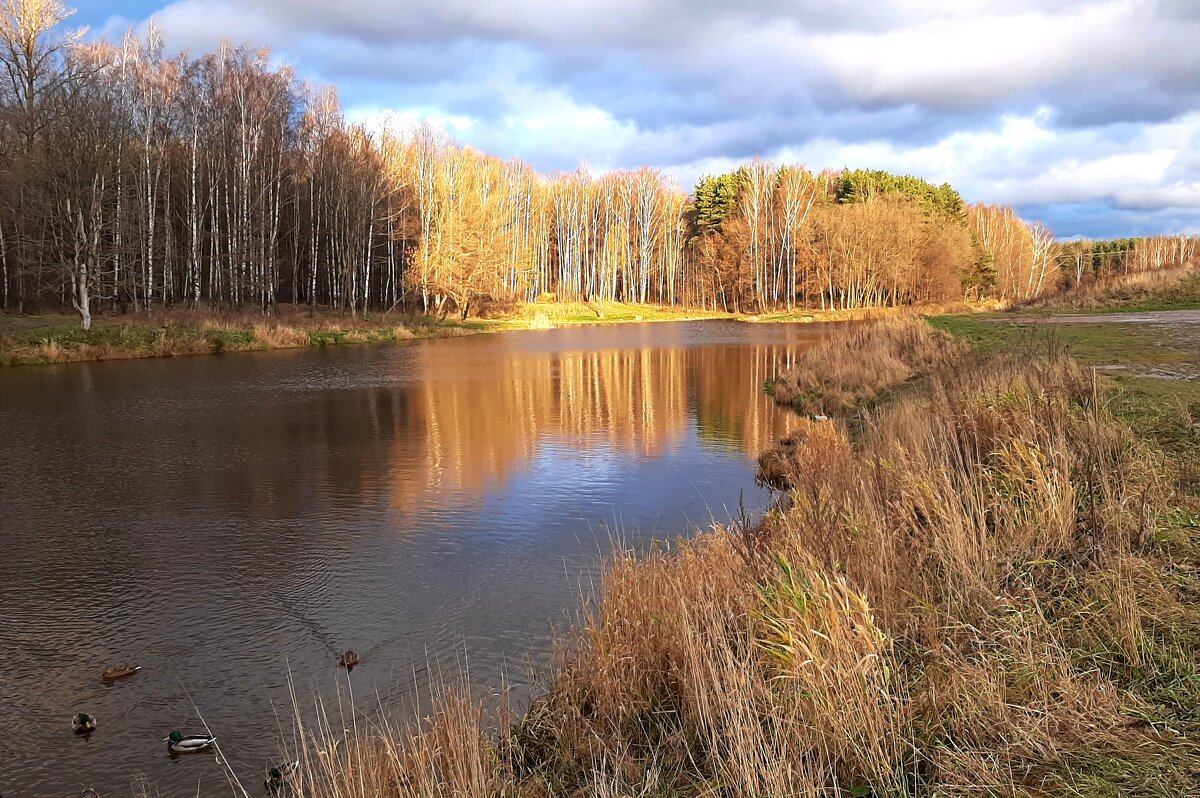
[[981, 309, 1200, 382], [1006, 309, 1200, 325]]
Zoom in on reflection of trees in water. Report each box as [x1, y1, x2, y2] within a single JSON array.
[[64, 341, 812, 523], [688, 345, 804, 456], [389, 344, 806, 513]]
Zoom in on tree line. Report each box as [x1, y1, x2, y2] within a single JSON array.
[[1058, 235, 1199, 286], [2, 0, 1197, 329]]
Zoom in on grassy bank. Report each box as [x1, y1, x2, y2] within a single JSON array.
[[0, 302, 736, 366], [0, 300, 1001, 367], [266, 316, 1199, 798], [0, 309, 491, 366], [1010, 267, 1200, 315], [928, 314, 1200, 368], [928, 311, 1200, 507], [749, 298, 1008, 324], [763, 316, 966, 416]]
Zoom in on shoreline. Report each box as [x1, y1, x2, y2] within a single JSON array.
[[276, 315, 1200, 797], [9, 312, 1199, 795], [0, 301, 997, 368]]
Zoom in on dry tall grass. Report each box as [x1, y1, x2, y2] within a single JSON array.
[[528, 310, 555, 330], [252, 324, 312, 348], [768, 316, 965, 415], [1016, 266, 1200, 311], [276, 319, 1191, 798], [276, 684, 509, 798]]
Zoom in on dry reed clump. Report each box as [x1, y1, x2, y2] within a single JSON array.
[[30, 338, 185, 363], [280, 685, 514, 798], [510, 533, 902, 797], [34, 339, 65, 361], [252, 323, 312, 348], [758, 354, 1171, 788], [769, 316, 966, 415], [756, 416, 854, 489], [289, 322, 1185, 798], [528, 310, 555, 330]]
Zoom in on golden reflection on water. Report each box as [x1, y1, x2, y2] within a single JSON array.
[[0, 321, 827, 797], [390, 342, 807, 513]]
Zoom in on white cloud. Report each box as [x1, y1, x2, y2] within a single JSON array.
[[813, 2, 1129, 107], [91, 0, 1200, 236]]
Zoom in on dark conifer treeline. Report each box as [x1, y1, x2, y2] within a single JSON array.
[[2, 1, 1196, 328]]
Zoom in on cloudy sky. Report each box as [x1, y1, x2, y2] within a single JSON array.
[[76, 0, 1200, 238]]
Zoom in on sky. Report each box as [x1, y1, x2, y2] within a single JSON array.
[[73, 0, 1200, 238]]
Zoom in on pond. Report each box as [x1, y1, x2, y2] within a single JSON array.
[[0, 320, 826, 796]]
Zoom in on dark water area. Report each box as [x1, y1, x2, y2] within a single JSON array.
[[0, 320, 825, 796]]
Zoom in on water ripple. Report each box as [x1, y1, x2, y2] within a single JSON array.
[[0, 321, 824, 796]]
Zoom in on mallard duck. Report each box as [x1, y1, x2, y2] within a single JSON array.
[[265, 760, 300, 792], [72, 713, 97, 735], [164, 730, 216, 753], [337, 650, 360, 670], [101, 664, 142, 681]]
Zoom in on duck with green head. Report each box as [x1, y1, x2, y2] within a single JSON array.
[[71, 713, 97, 735], [265, 760, 300, 792], [164, 730, 216, 753]]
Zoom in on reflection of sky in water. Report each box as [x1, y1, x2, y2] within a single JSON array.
[[460, 427, 762, 552], [0, 320, 827, 797]]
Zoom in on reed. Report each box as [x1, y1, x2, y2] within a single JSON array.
[[767, 315, 965, 415], [280, 318, 1196, 797], [251, 324, 312, 348]]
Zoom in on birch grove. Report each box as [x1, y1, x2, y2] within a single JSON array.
[[2, 3, 1195, 328]]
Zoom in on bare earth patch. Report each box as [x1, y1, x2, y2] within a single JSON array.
[[980, 310, 1200, 382], [1016, 309, 1200, 325]]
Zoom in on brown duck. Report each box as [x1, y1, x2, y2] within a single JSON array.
[[101, 665, 142, 682]]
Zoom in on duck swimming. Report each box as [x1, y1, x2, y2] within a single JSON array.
[[101, 664, 142, 681], [265, 760, 300, 792], [337, 650, 360, 670], [164, 730, 216, 753], [72, 713, 97, 735]]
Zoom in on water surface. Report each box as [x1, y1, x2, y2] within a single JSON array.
[[0, 320, 823, 796]]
